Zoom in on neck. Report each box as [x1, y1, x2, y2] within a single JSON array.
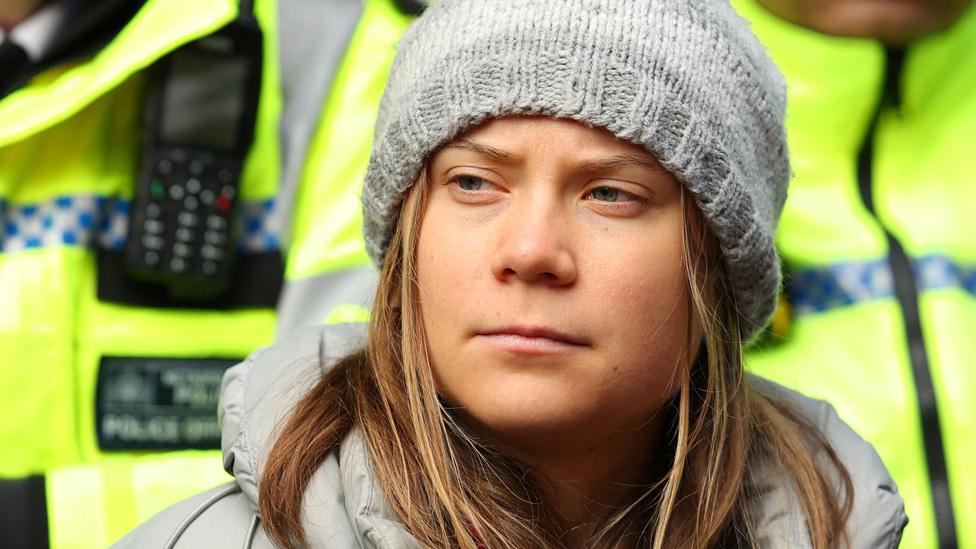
[[0, 0, 47, 32], [509, 415, 670, 547]]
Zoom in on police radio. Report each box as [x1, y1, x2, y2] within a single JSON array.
[[127, 16, 262, 299]]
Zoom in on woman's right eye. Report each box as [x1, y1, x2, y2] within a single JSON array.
[[453, 175, 488, 191], [445, 173, 504, 205]]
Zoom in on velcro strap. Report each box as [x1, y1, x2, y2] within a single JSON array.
[[96, 249, 283, 309]]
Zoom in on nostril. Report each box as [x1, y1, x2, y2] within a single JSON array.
[[491, 230, 577, 285], [500, 266, 560, 283]]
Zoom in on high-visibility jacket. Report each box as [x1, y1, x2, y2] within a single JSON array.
[[735, 1, 976, 548], [0, 0, 416, 547]]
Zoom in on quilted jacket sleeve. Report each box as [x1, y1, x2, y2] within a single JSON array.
[[747, 375, 908, 549]]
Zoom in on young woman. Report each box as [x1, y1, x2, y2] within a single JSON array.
[[113, 0, 906, 547]]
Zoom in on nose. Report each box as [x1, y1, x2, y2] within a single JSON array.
[[490, 199, 577, 286]]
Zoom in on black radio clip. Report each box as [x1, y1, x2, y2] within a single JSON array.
[[126, 13, 263, 300]]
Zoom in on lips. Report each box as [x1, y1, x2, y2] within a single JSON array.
[[475, 326, 589, 348]]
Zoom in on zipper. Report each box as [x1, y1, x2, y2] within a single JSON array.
[[856, 46, 957, 548]]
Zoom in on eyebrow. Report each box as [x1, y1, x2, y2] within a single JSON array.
[[439, 140, 668, 175], [570, 154, 669, 175], [438, 139, 517, 163]]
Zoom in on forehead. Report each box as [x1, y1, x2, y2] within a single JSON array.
[[434, 116, 659, 163]]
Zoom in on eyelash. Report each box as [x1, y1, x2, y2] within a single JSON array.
[[447, 174, 646, 208], [586, 186, 652, 212]]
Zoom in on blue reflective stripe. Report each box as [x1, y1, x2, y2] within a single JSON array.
[[789, 255, 976, 314], [917, 255, 976, 293], [0, 195, 279, 253]]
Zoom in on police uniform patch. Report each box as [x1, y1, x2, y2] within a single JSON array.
[[96, 356, 240, 450]]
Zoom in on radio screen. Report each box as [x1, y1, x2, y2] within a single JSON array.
[[158, 50, 248, 152]]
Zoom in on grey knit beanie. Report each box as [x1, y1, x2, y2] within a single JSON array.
[[362, 0, 789, 340]]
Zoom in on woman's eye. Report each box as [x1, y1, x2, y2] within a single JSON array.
[[445, 173, 502, 204], [455, 175, 488, 191], [587, 187, 622, 202]]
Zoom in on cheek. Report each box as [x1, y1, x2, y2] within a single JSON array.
[[417, 220, 448, 325], [589, 226, 690, 390], [596, 226, 687, 326], [416, 214, 484, 317], [415, 206, 492, 397]]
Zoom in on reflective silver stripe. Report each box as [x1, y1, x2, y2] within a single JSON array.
[[273, 0, 364, 245], [276, 265, 378, 338]]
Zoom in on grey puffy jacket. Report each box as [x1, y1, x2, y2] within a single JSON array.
[[111, 324, 907, 548]]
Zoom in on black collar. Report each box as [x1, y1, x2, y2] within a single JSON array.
[[1, 0, 146, 98], [394, 0, 427, 16]]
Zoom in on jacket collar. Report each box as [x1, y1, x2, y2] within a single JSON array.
[[220, 325, 874, 547], [0, 0, 238, 147]]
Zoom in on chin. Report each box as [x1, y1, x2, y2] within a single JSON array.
[[834, 1, 969, 43], [450, 390, 604, 446]]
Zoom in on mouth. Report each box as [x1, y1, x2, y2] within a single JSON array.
[[474, 326, 590, 354]]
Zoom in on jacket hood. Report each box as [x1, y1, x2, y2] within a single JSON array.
[[218, 323, 423, 547], [215, 324, 905, 548]]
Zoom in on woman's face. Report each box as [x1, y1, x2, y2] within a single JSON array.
[[416, 116, 693, 453], [757, 0, 973, 44]]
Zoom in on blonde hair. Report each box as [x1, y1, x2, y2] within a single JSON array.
[[260, 177, 853, 548]]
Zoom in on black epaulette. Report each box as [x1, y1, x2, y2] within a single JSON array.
[[394, 0, 427, 16]]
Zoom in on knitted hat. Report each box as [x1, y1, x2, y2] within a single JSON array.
[[362, 0, 790, 340]]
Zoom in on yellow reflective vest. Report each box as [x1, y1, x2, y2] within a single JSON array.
[[735, 1, 976, 548], [0, 0, 415, 547]]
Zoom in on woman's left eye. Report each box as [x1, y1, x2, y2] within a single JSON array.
[[586, 186, 625, 202]]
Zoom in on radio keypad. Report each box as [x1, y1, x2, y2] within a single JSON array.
[[131, 151, 238, 283]]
